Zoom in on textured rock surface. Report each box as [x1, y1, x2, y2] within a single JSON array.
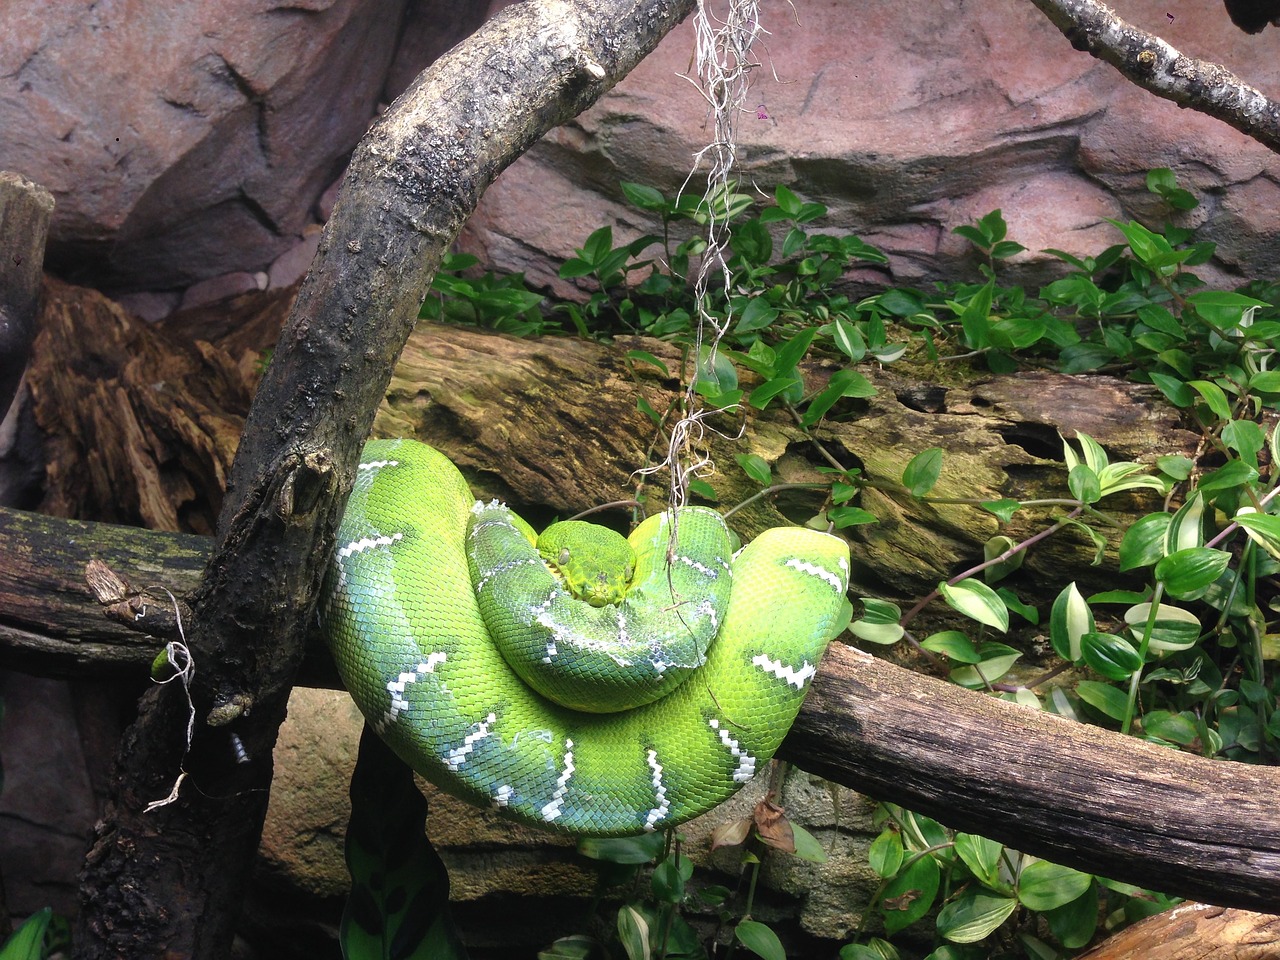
[[463, 0, 1280, 295], [0, 0, 486, 292], [5, 1, 1279, 304]]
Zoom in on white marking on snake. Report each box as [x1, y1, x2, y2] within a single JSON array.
[[474, 557, 542, 594], [492, 784, 514, 809], [541, 739, 576, 822], [752, 653, 817, 689], [357, 459, 400, 471], [677, 555, 718, 578], [784, 556, 845, 592], [337, 532, 404, 560], [644, 749, 670, 831], [381, 652, 447, 728], [446, 712, 497, 771], [708, 718, 756, 783]]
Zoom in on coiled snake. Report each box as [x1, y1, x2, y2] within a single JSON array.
[[323, 439, 850, 837]]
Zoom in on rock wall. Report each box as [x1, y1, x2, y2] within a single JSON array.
[[465, 0, 1280, 298], [3, 1, 1279, 313]]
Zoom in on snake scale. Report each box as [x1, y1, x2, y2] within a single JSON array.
[[323, 439, 851, 837]]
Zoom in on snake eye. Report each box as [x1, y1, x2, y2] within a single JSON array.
[[558, 547, 571, 566]]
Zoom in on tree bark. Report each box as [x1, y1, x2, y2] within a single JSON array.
[[1027, 0, 1280, 154], [1079, 904, 1280, 959], [0, 172, 54, 423], [72, 3, 697, 957]]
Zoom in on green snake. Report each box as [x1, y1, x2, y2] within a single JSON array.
[[323, 439, 851, 837]]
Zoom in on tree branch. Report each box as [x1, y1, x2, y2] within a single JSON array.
[[0, 172, 54, 419], [1026, 0, 1280, 154], [73, 3, 697, 956]]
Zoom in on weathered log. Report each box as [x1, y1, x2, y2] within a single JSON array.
[[1079, 904, 1280, 959], [0, 172, 53, 420]]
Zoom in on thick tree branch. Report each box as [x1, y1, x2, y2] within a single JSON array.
[[1027, 0, 1280, 154], [74, 3, 697, 957], [6, 509, 1279, 911], [0, 172, 53, 419]]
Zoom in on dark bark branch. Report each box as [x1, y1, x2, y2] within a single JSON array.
[[0, 172, 54, 419], [74, 3, 696, 957], [781, 644, 1280, 913], [7, 508, 1279, 912], [1027, 0, 1280, 155]]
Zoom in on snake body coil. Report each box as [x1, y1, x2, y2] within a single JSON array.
[[324, 439, 850, 836]]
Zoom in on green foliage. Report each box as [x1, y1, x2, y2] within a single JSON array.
[[406, 169, 1280, 956], [846, 807, 1177, 957], [0, 910, 70, 960]]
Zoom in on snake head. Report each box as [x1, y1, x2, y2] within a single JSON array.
[[537, 519, 636, 607]]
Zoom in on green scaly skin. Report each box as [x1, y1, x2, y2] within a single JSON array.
[[324, 439, 851, 837]]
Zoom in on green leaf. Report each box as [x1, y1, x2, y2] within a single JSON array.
[[538, 935, 598, 960], [1235, 508, 1280, 561], [749, 376, 803, 410], [578, 833, 665, 864], [980, 499, 1021, 523], [1221, 419, 1265, 466], [920, 631, 982, 663], [982, 535, 1024, 583], [949, 642, 1021, 688], [829, 506, 878, 528], [936, 893, 1018, 944], [790, 823, 830, 863], [1123, 601, 1201, 654], [735, 920, 786, 960], [620, 181, 668, 211], [954, 833, 1004, 890], [736, 297, 781, 334], [0, 908, 53, 960], [1186, 290, 1269, 328], [1119, 512, 1171, 571], [1018, 861, 1093, 911], [617, 904, 652, 960], [1165, 491, 1206, 553], [341, 728, 470, 960], [869, 828, 905, 878], [939, 578, 1009, 632], [1075, 680, 1131, 721], [1140, 709, 1200, 745], [1049, 582, 1093, 662], [1154, 547, 1232, 599], [1150, 371, 1193, 407], [1195, 459, 1259, 496], [1068, 464, 1101, 504], [959, 281, 995, 349], [840, 942, 900, 960], [833, 316, 867, 361], [1044, 883, 1099, 949], [687, 478, 718, 502], [903, 448, 944, 497], [1080, 632, 1143, 681], [736, 453, 773, 487], [881, 855, 941, 936], [625, 349, 670, 378], [1186, 379, 1233, 421], [1250, 369, 1280, 394]]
